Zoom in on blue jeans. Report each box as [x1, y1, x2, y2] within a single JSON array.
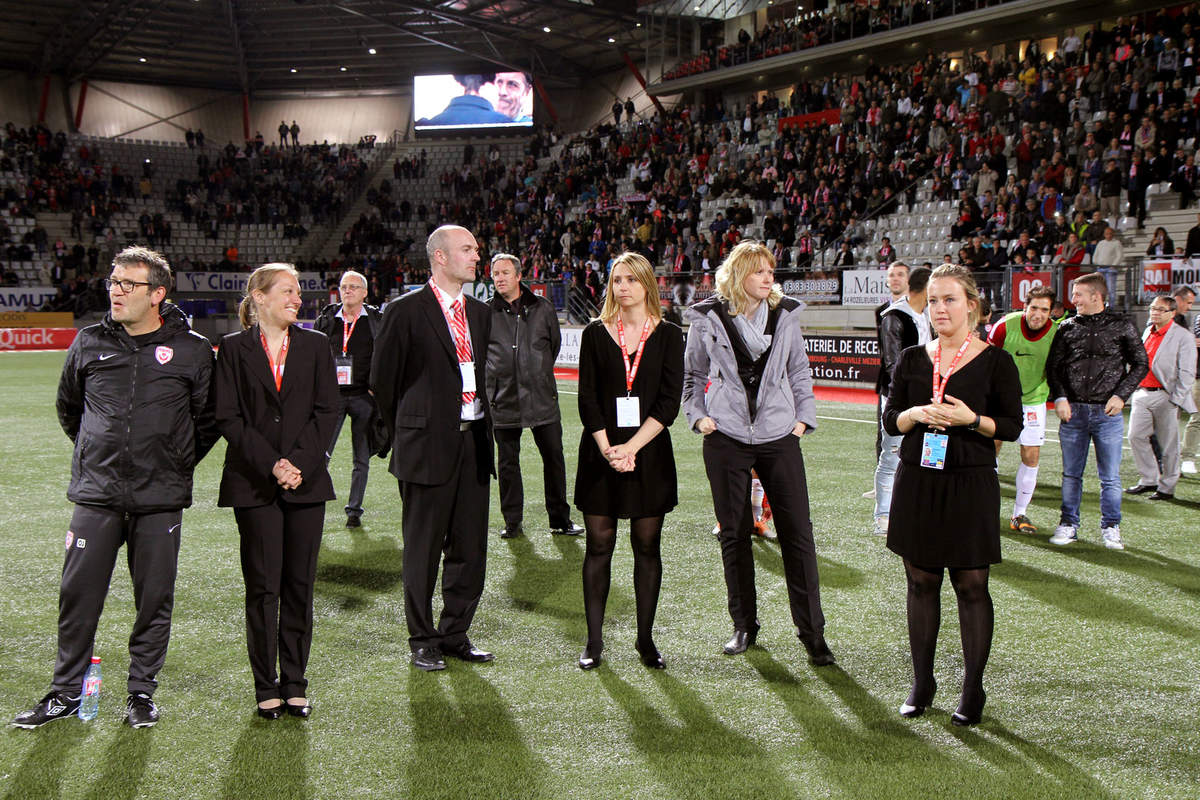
[[875, 398, 901, 519], [1058, 402, 1125, 528]]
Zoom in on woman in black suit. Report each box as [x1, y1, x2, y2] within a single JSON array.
[[214, 263, 339, 719]]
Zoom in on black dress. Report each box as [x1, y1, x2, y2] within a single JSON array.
[[574, 319, 684, 518], [882, 343, 1022, 568]]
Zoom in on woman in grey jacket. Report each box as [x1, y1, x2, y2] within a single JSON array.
[[683, 241, 834, 666]]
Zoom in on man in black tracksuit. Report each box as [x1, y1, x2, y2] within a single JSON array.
[[485, 254, 581, 538], [12, 246, 217, 729]]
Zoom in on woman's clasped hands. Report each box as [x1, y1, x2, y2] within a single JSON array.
[[272, 458, 302, 490]]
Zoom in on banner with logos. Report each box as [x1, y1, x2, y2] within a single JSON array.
[[176, 272, 329, 293], [0, 327, 78, 351], [556, 326, 584, 367], [839, 269, 891, 306], [1139, 258, 1200, 301], [779, 273, 841, 304], [802, 333, 879, 386], [0, 311, 74, 327], [0, 287, 59, 310]]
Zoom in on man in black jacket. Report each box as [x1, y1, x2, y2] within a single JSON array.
[[1046, 273, 1148, 550], [313, 270, 382, 528], [486, 254, 582, 539], [13, 246, 218, 729]]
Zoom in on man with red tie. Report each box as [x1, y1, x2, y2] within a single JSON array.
[[371, 225, 496, 671]]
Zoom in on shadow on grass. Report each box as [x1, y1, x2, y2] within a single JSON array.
[[1015, 537, 1200, 599], [954, 722, 1121, 799], [598, 668, 796, 796], [743, 539, 866, 592], [992, 557, 1199, 640], [2, 722, 86, 800], [315, 530, 403, 610], [81, 726, 153, 800], [504, 532, 584, 622], [406, 669, 549, 800], [218, 716, 311, 800]]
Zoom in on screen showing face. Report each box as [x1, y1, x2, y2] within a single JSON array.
[[413, 72, 534, 131]]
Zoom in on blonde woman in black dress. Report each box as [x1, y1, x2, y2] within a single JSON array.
[[883, 265, 1021, 726], [574, 252, 683, 670]]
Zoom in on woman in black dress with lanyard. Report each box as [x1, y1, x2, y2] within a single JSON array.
[[574, 252, 683, 670], [883, 265, 1021, 726], [214, 263, 340, 719]]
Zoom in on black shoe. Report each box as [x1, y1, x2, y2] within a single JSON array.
[[578, 644, 603, 670], [1150, 491, 1175, 501], [636, 641, 666, 670], [552, 522, 584, 536], [500, 524, 523, 539], [444, 641, 494, 662], [800, 634, 836, 666], [723, 627, 758, 655], [124, 692, 159, 728], [257, 702, 285, 720], [1124, 484, 1157, 495], [899, 681, 936, 719], [286, 699, 313, 718], [411, 647, 446, 671], [12, 691, 81, 728], [951, 689, 986, 726], [346, 514, 362, 528]]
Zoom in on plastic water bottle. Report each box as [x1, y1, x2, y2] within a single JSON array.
[[78, 656, 102, 721]]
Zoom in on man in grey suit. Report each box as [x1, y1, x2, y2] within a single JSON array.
[[1126, 295, 1198, 501]]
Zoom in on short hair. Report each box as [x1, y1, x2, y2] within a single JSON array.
[[599, 252, 662, 323], [1074, 272, 1108, 301], [929, 264, 982, 329], [426, 224, 471, 263], [239, 263, 300, 330], [491, 252, 521, 274], [339, 270, 367, 290], [907, 266, 932, 294], [112, 245, 172, 292], [888, 261, 910, 272], [454, 74, 494, 93], [1027, 285, 1056, 304], [1172, 285, 1195, 300], [715, 240, 783, 316], [1155, 294, 1178, 311]]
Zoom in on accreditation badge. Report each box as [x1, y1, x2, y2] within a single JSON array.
[[920, 432, 948, 470]]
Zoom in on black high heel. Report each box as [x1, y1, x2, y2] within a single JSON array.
[[899, 680, 937, 719], [286, 699, 313, 718], [951, 688, 986, 726], [257, 701, 285, 720], [578, 643, 603, 670], [636, 641, 665, 670]]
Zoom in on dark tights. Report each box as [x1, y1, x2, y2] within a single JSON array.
[[582, 514, 664, 653], [903, 560, 993, 714]]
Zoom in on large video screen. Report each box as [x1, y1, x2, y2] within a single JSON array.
[[413, 73, 534, 131]]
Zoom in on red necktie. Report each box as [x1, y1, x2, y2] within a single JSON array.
[[449, 298, 475, 403]]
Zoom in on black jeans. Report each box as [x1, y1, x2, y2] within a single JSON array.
[[328, 391, 374, 517], [494, 421, 571, 530]]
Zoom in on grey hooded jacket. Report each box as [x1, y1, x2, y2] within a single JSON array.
[[683, 295, 817, 445]]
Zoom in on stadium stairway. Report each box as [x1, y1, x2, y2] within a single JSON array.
[[296, 142, 398, 265]]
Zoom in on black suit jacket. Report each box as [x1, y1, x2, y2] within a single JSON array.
[[214, 324, 340, 507], [370, 284, 495, 485]]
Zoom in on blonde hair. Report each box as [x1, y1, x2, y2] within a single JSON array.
[[714, 240, 783, 315], [599, 252, 662, 323], [929, 264, 982, 330], [239, 263, 300, 330]]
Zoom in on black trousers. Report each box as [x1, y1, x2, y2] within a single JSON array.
[[53, 504, 182, 697], [399, 425, 490, 651], [494, 420, 571, 530], [702, 431, 825, 637], [233, 498, 324, 702], [328, 391, 374, 517]]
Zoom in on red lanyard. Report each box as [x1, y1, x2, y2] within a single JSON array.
[[931, 337, 972, 404], [616, 318, 651, 396], [260, 329, 289, 392], [341, 312, 359, 356]]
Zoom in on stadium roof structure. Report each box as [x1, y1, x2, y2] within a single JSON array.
[[0, 0, 693, 94]]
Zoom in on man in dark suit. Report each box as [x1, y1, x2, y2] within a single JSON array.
[[371, 225, 496, 671]]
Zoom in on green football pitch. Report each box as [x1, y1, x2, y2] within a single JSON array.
[[1, 351, 1197, 799]]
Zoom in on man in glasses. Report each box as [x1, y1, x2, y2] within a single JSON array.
[[13, 246, 218, 729]]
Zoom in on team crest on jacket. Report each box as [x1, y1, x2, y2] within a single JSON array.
[[155, 346, 174, 364], [65, 531, 74, 549]]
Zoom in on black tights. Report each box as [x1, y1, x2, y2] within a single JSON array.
[[582, 514, 664, 652], [903, 560, 993, 713]]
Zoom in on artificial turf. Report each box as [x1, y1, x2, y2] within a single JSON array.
[[0, 350, 1197, 799]]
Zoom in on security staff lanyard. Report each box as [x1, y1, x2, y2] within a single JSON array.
[[921, 337, 971, 470], [341, 313, 359, 356], [615, 317, 650, 427], [260, 329, 289, 392], [335, 311, 360, 386]]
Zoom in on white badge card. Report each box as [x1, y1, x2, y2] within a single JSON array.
[[616, 396, 641, 428], [335, 356, 353, 386], [460, 361, 477, 393], [920, 432, 948, 470]]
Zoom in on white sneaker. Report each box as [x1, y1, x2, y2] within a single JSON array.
[[1182, 460, 1197, 475], [1049, 524, 1078, 545], [712, 523, 721, 537], [1101, 525, 1124, 550], [862, 488, 876, 498], [873, 516, 889, 537]]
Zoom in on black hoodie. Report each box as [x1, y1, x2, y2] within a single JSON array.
[[55, 302, 218, 512]]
